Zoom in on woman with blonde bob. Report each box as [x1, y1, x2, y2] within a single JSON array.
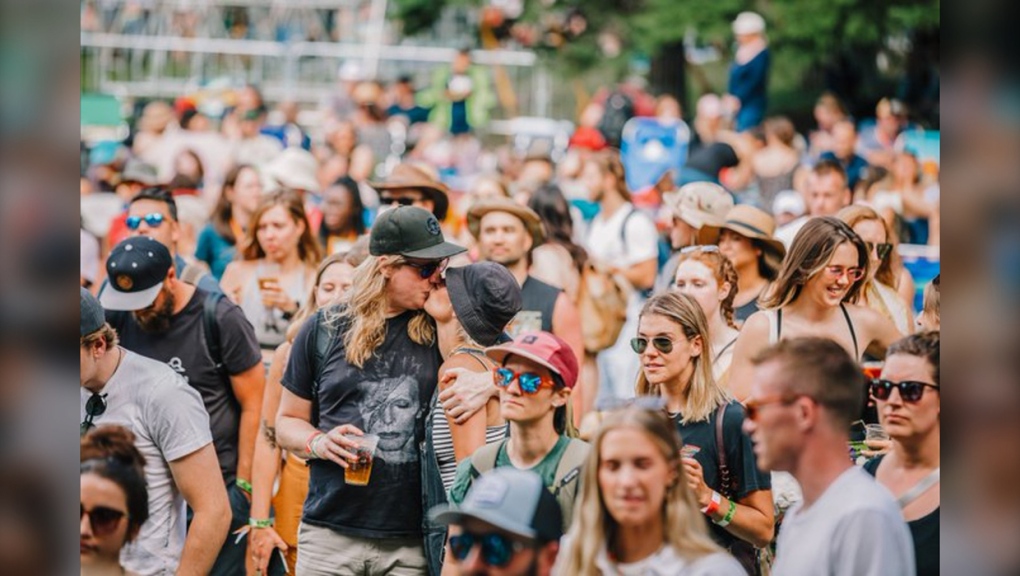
[[631, 291, 773, 572], [728, 216, 903, 400], [555, 406, 745, 575]]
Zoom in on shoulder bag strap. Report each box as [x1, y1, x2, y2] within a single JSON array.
[[714, 403, 737, 499], [469, 439, 505, 478]]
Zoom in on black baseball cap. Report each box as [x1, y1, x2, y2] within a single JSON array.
[[99, 237, 173, 311], [369, 206, 466, 260], [446, 262, 522, 347], [430, 468, 563, 543]]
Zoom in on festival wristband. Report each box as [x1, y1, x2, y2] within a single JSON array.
[[701, 490, 722, 516], [235, 478, 253, 494], [248, 518, 273, 529], [305, 431, 325, 459], [714, 499, 737, 527]]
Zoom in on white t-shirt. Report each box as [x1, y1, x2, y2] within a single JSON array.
[[81, 349, 213, 576], [772, 466, 915, 576], [586, 203, 659, 273]]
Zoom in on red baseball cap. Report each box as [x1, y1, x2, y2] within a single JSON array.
[[485, 331, 579, 390]]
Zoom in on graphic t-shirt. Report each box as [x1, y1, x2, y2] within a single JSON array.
[[82, 350, 212, 576], [671, 400, 772, 551], [107, 288, 262, 482], [282, 310, 442, 538]]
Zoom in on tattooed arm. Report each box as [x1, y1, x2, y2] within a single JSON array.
[[248, 343, 291, 574]]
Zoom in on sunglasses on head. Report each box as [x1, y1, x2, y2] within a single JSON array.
[[404, 259, 447, 279], [865, 242, 893, 260], [81, 393, 108, 437], [679, 245, 720, 255], [870, 379, 939, 403], [380, 196, 419, 207], [630, 337, 673, 355], [125, 213, 167, 230], [448, 532, 526, 568], [493, 367, 557, 395], [81, 504, 128, 536]]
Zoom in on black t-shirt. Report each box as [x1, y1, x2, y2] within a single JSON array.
[[863, 456, 940, 576], [282, 310, 442, 539], [672, 400, 771, 550], [107, 289, 262, 482]]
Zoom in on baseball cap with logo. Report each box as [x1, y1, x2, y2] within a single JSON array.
[[485, 331, 579, 390], [430, 468, 564, 543], [99, 237, 173, 311], [662, 182, 734, 230], [369, 205, 467, 260]]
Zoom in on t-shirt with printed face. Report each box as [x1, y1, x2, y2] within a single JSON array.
[[282, 310, 442, 539], [81, 349, 213, 576], [107, 288, 262, 483], [672, 400, 771, 551]]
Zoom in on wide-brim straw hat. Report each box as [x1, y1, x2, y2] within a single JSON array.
[[370, 163, 451, 221], [698, 204, 786, 262]]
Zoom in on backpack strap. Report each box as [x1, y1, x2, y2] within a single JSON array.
[[179, 261, 209, 287], [551, 438, 589, 494], [618, 207, 636, 252], [467, 439, 506, 479], [714, 403, 738, 499], [202, 291, 229, 382]]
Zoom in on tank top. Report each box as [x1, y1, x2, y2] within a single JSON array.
[[765, 303, 860, 359], [240, 262, 307, 349], [510, 276, 560, 336], [430, 347, 506, 491]]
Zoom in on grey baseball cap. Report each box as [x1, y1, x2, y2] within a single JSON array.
[[430, 468, 563, 542], [81, 287, 106, 337], [369, 205, 466, 260]]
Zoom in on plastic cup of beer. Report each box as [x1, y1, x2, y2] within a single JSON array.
[[864, 423, 891, 453], [343, 433, 379, 486]]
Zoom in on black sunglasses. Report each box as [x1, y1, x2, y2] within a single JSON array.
[[449, 532, 526, 567], [865, 241, 894, 260], [81, 392, 108, 437], [81, 504, 128, 536], [870, 379, 939, 403], [380, 196, 418, 207], [630, 337, 673, 354], [404, 259, 447, 279]]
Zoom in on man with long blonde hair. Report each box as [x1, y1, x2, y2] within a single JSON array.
[[275, 206, 467, 575]]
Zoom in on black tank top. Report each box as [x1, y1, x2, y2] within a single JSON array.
[[519, 276, 561, 333]]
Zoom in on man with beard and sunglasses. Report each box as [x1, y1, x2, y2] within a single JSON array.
[[431, 468, 564, 576], [100, 236, 268, 575], [275, 206, 469, 574], [81, 287, 229, 575]]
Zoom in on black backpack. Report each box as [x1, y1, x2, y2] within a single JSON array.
[[598, 90, 635, 148]]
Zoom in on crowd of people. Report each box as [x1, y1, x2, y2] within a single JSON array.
[[80, 10, 940, 576]]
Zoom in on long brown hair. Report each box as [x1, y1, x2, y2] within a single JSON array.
[[558, 407, 723, 576], [836, 204, 901, 288], [759, 216, 869, 309], [211, 164, 256, 244], [239, 189, 323, 267], [635, 292, 731, 423]]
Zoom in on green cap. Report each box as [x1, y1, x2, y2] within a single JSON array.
[[369, 206, 467, 260]]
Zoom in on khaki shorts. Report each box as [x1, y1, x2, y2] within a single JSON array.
[[296, 523, 426, 576]]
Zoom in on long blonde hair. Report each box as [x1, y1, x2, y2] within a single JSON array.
[[836, 204, 901, 289], [635, 292, 730, 424], [558, 407, 723, 576], [331, 255, 435, 368]]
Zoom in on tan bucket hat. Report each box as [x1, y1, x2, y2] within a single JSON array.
[[698, 204, 787, 260], [466, 197, 545, 248], [662, 182, 734, 229]]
